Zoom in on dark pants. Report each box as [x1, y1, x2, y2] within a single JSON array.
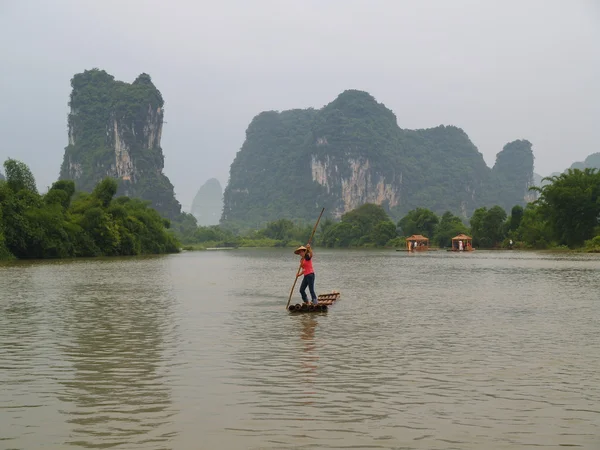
[[300, 273, 317, 304]]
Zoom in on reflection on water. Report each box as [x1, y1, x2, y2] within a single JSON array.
[[1, 250, 600, 449], [300, 315, 319, 389], [56, 264, 177, 449], [0, 258, 179, 449]]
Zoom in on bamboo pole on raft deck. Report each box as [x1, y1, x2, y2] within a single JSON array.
[[285, 207, 325, 310]]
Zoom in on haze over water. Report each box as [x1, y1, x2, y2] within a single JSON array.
[[1, 249, 599, 449]]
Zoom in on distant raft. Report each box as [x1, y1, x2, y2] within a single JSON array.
[[288, 291, 341, 313]]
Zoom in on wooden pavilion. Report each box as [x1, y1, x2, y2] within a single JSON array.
[[451, 234, 473, 251], [406, 234, 429, 252]]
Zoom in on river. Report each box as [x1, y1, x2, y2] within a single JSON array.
[[1, 249, 599, 449]]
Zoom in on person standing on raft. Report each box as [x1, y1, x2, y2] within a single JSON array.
[[294, 244, 318, 305]]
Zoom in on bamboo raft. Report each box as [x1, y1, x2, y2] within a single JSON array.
[[288, 291, 341, 313]]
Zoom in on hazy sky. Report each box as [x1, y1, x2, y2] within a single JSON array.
[[1, 0, 599, 210]]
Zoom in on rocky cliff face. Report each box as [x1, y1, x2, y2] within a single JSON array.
[[191, 178, 223, 226], [221, 90, 535, 228], [304, 91, 404, 218], [59, 69, 181, 219], [311, 156, 401, 213]]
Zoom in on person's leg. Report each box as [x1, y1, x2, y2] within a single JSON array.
[[299, 276, 309, 303], [307, 273, 318, 304]]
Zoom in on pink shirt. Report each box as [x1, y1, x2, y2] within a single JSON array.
[[301, 255, 314, 275]]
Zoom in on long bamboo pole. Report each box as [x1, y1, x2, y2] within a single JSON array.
[[286, 207, 325, 310]]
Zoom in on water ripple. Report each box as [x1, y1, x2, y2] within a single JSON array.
[[1, 250, 600, 449]]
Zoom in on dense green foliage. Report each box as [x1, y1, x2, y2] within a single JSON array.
[[432, 212, 470, 247], [222, 90, 535, 229], [320, 204, 396, 248], [221, 108, 321, 230], [0, 159, 179, 260], [59, 68, 181, 219], [3, 159, 37, 194], [466, 168, 600, 250], [179, 203, 397, 249], [470, 206, 507, 248], [514, 203, 553, 249], [397, 208, 439, 239], [394, 207, 473, 248], [0, 185, 10, 259], [531, 168, 600, 247], [507, 205, 524, 234], [311, 91, 402, 181], [398, 126, 491, 215], [178, 168, 600, 252], [175, 213, 313, 249]]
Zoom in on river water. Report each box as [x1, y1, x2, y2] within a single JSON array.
[[1, 249, 599, 449]]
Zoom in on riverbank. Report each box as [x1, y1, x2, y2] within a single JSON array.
[[182, 243, 600, 254]]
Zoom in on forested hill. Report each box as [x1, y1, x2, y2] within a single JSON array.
[[0, 172, 4, 181], [489, 139, 535, 211], [221, 90, 535, 229], [59, 69, 181, 220], [570, 152, 600, 170], [191, 178, 223, 226], [533, 152, 600, 188]]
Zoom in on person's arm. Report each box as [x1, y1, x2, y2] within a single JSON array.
[[306, 244, 313, 259]]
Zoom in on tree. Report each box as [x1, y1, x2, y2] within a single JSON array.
[[321, 221, 356, 247], [470, 206, 507, 248], [531, 168, 600, 247], [507, 205, 524, 233], [194, 225, 227, 243], [262, 219, 295, 241], [0, 202, 13, 259], [3, 158, 38, 194], [370, 220, 397, 246], [0, 159, 179, 259], [170, 212, 199, 242], [433, 211, 469, 247], [316, 217, 335, 246], [397, 208, 439, 238], [517, 203, 553, 248], [483, 206, 508, 246], [469, 207, 486, 246], [45, 180, 76, 209], [0, 161, 45, 257], [92, 178, 118, 207], [341, 203, 390, 236], [320, 203, 393, 247]]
